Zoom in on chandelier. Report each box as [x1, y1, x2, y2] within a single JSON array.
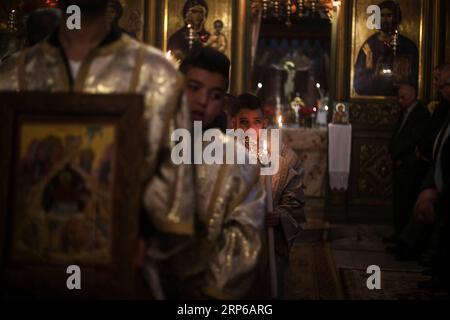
[[251, 0, 341, 26]]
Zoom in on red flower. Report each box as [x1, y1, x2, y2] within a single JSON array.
[[22, 0, 59, 14], [300, 106, 314, 116]]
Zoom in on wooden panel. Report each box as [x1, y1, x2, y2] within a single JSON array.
[[350, 133, 393, 205], [347, 102, 399, 219], [349, 102, 400, 130]]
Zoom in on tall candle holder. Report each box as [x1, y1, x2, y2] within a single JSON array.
[[286, 0, 292, 27], [262, 0, 269, 19], [298, 0, 304, 17]]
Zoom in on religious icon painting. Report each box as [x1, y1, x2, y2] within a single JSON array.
[[11, 122, 116, 265], [349, 0, 428, 100], [162, 0, 233, 62], [0, 93, 144, 298], [107, 0, 146, 41]]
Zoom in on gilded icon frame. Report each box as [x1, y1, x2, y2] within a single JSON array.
[[348, 0, 428, 101], [0, 93, 144, 299], [146, 0, 250, 94]]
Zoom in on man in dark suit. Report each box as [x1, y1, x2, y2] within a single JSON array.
[[392, 64, 450, 262], [389, 83, 430, 240], [414, 66, 450, 292], [417, 64, 450, 161]]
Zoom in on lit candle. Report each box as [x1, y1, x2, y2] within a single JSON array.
[[263, 138, 267, 153], [265, 169, 273, 212], [260, 138, 271, 204], [255, 82, 263, 95], [278, 115, 283, 128], [258, 138, 269, 166], [165, 50, 180, 67], [316, 83, 324, 100], [333, 1, 342, 8], [262, 139, 277, 299]]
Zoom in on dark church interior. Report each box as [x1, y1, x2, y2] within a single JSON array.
[[0, 0, 449, 304]]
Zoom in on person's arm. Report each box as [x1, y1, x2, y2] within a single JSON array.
[[201, 165, 266, 299], [273, 159, 305, 250], [142, 92, 196, 237], [418, 106, 446, 160]]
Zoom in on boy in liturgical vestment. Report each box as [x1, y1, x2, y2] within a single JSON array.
[[231, 93, 305, 298]]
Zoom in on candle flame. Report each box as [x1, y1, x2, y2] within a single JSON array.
[[278, 115, 283, 128]]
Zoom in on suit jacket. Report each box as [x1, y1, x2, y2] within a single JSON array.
[[418, 100, 450, 161], [422, 112, 450, 218], [390, 102, 430, 171], [421, 113, 450, 224]]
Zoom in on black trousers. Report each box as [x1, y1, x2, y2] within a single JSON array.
[[392, 162, 427, 235]]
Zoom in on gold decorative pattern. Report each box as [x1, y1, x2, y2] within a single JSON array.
[[357, 144, 392, 197], [349, 102, 401, 127]]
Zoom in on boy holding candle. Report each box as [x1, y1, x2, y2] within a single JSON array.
[[231, 93, 306, 298]]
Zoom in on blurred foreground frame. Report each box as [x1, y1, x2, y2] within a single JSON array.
[[0, 92, 145, 299]]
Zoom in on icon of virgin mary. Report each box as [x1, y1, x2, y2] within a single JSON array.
[[168, 0, 211, 61]]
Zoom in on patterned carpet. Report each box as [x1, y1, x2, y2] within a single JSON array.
[[339, 268, 443, 300], [286, 218, 449, 300], [286, 238, 343, 300]]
